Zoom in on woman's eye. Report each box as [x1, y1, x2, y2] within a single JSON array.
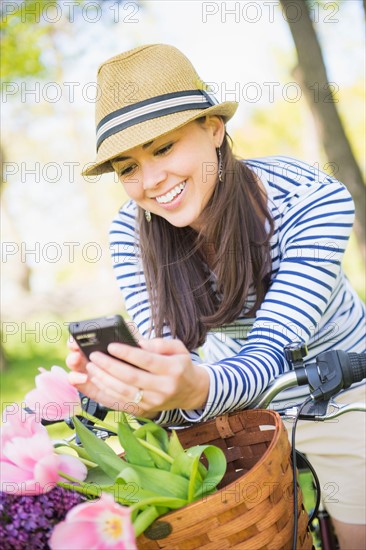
[[155, 143, 173, 156], [120, 165, 136, 176]]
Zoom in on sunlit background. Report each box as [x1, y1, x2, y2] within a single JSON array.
[[1, 0, 365, 404]]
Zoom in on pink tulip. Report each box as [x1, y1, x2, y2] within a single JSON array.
[[49, 492, 137, 550], [1, 426, 87, 495], [1, 404, 46, 459], [25, 365, 82, 421]]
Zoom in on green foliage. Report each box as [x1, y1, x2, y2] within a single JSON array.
[[0, 19, 47, 79], [69, 412, 226, 535], [1, 1, 62, 80], [117, 417, 156, 468], [0, 0, 127, 81]]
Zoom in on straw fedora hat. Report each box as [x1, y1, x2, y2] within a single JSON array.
[[82, 44, 238, 176]]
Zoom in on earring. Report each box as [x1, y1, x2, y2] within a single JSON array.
[[145, 210, 152, 222], [217, 147, 223, 183]]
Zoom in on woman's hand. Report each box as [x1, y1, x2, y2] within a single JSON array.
[[67, 338, 210, 417], [65, 337, 88, 373]]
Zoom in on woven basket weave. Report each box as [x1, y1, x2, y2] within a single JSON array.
[[137, 409, 313, 549]]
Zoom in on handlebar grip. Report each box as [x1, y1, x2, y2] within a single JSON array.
[[347, 352, 366, 384], [311, 350, 366, 399]]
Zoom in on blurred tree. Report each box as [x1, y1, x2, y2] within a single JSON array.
[[0, 0, 135, 368], [0, 339, 7, 370], [280, 0, 366, 261], [0, 0, 132, 80], [0, 0, 136, 258]]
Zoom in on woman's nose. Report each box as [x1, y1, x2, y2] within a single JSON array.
[[141, 162, 167, 190]]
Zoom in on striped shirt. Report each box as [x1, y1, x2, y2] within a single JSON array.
[[109, 156, 366, 425]]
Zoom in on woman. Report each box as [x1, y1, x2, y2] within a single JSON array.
[[67, 44, 365, 548]]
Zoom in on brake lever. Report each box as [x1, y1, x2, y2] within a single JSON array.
[[284, 399, 366, 421], [315, 400, 366, 420]]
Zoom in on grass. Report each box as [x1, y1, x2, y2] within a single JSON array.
[[1, 342, 66, 404], [1, 333, 75, 439], [0, 332, 126, 442], [299, 470, 322, 550]]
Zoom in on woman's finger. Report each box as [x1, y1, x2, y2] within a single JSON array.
[[67, 337, 79, 352], [105, 341, 188, 375], [86, 363, 131, 400], [65, 351, 88, 373], [68, 369, 148, 415], [87, 352, 165, 395], [136, 338, 189, 355]]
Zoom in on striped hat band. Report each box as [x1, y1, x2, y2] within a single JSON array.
[[96, 89, 218, 151]]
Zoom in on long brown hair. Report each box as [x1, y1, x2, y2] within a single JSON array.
[[138, 126, 274, 350]]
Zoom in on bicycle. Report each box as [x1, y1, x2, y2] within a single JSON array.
[[38, 346, 366, 549], [249, 345, 366, 550]]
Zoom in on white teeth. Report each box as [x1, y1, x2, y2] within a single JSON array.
[[156, 181, 186, 204]]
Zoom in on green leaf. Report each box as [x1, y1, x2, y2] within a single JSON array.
[[187, 454, 200, 503], [167, 430, 185, 458], [85, 466, 114, 486], [170, 450, 206, 481], [105, 481, 161, 506], [187, 445, 226, 499], [73, 417, 126, 479], [133, 496, 187, 514], [116, 466, 140, 485], [134, 420, 169, 451], [63, 441, 92, 461], [117, 417, 155, 467], [133, 506, 160, 538], [170, 444, 226, 502], [155, 505, 169, 516], [145, 432, 171, 470], [78, 474, 170, 507], [117, 463, 189, 499]]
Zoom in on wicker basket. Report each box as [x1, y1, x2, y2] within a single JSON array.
[[137, 409, 313, 549]]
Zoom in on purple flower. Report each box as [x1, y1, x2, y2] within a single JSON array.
[[0, 487, 83, 549]]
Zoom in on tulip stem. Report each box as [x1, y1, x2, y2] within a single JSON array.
[[57, 481, 134, 505], [137, 439, 174, 464], [54, 448, 97, 468], [79, 457, 98, 468], [64, 441, 93, 461], [78, 411, 117, 433], [57, 481, 101, 498], [57, 470, 85, 484]]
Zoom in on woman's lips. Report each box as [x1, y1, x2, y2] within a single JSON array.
[[154, 181, 188, 210]]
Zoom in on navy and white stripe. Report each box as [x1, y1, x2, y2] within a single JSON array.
[[109, 156, 366, 426], [96, 90, 218, 150]]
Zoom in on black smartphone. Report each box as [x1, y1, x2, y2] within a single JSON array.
[[68, 314, 139, 360]]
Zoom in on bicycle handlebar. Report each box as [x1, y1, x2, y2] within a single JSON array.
[[249, 348, 366, 411], [344, 352, 366, 384], [297, 349, 366, 401], [31, 348, 365, 427]]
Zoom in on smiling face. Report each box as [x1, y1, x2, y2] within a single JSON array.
[[111, 116, 225, 231]]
